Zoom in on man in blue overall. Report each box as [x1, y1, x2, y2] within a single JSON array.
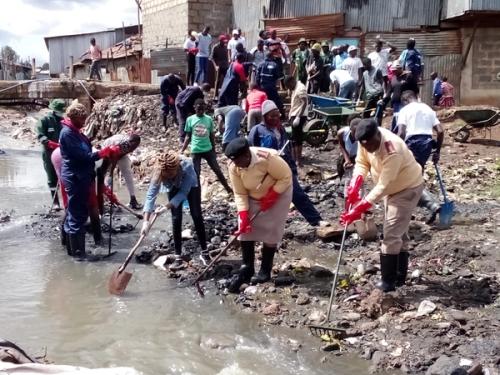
[[255, 53, 285, 119]]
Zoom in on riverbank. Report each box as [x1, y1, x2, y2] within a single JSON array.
[[1, 103, 499, 374]]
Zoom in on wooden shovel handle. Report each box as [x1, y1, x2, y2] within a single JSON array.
[[117, 202, 144, 219], [118, 213, 158, 273]]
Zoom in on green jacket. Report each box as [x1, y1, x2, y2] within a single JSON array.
[[36, 111, 63, 148]]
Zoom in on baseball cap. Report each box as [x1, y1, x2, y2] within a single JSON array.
[[347, 45, 358, 53]]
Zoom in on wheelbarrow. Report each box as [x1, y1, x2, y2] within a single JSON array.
[[301, 106, 360, 147], [451, 109, 500, 143], [307, 94, 354, 120]]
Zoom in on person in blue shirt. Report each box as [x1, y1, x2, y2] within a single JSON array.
[[255, 53, 285, 118], [248, 100, 325, 227], [214, 105, 246, 151], [430, 72, 442, 107], [141, 150, 209, 269], [334, 44, 348, 70], [59, 102, 121, 260]]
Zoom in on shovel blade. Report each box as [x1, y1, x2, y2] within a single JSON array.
[[439, 201, 454, 228], [108, 269, 133, 295]]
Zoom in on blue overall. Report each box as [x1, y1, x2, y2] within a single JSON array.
[[248, 123, 322, 226], [218, 63, 240, 107], [256, 58, 284, 112], [59, 124, 100, 235]]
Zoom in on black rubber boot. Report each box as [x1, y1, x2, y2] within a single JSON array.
[[375, 253, 398, 292], [69, 232, 87, 261], [128, 195, 143, 210], [228, 241, 255, 293], [250, 246, 275, 285], [60, 219, 67, 247], [395, 252, 409, 287], [66, 233, 74, 256]]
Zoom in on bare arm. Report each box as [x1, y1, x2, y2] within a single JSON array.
[[337, 128, 352, 163], [180, 133, 191, 153]]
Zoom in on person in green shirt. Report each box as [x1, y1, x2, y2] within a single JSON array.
[[181, 99, 232, 193], [36, 99, 66, 210], [291, 38, 310, 85], [320, 40, 334, 93]]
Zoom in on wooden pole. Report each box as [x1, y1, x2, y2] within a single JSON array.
[[69, 56, 74, 78], [123, 21, 128, 67]]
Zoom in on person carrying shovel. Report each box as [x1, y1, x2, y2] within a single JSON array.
[[141, 150, 210, 270], [341, 119, 424, 292], [224, 137, 292, 293]]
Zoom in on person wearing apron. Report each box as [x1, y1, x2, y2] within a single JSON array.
[[224, 138, 292, 293]]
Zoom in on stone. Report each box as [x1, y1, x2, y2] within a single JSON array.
[[263, 303, 281, 316], [417, 300, 437, 317], [321, 342, 340, 352], [342, 312, 361, 321], [362, 347, 374, 360], [293, 258, 312, 271], [296, 294, 310, 305], [244, 286, 258, 295], [316, 222, 346, 240], [447, 310, 471, 325], [210, 236, 222, 245], [310, 265, 334, 278], [308, 310, 327, 323], [201, 335, 236, 350], [371, 351, 386, 367], [426, 355, 459, 375]]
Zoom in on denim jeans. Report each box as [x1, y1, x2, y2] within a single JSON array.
[[195, 56, 209, 84], [292, 174, 322, 226], [169, 186, 207, 255]]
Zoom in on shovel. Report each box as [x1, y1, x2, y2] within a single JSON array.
[[434, 163, 454, 229], [108, 213, 158, 295]]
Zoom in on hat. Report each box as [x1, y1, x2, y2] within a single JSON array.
[[224, 137, 249, 160], [49, 99, 66, 114], [390, 61, 402, 71], [355, 119, 378, 142], [347, 45, 358, 53], [190, 31, 198, 38], [232, 29, 239, 35], [321, 40, 329, 47], [219, 34, 228, 42], [261, 100, 278, 116], [311, 43, 322, 52], [298, 37, 307, 44]]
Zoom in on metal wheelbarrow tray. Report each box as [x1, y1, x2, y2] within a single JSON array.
[[452, 109, 500, 143]]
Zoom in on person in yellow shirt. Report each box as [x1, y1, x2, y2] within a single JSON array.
[[224, 137, 292, 293], [341, 119, 424, 292]]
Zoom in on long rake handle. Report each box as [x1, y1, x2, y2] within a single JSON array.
[[193, 211, 261, 284], [326, 221, 349, 322], [118, 213, 158, 274], [116, 202, 144, 219]]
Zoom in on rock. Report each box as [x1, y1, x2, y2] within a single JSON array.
[[342, 312, 361, 322], [417, 300, 437, 317], [359, 321, 379, 331], [321, 342, 340, 352], [274, 275, 296, 286], [411, 269, 421, 279], [263, 303, 281, 315], [287, 339, 302, 352], [181, 229, 193, 239], [308, 310, 327, 323], [426, 355, 459, 375], [316, 222, 346, 240], [371, 351, 386, 367], [447, 310, 471, 325], [293, 258, 312, 271], [201, 335, 236, 350], [310, 265, 333, 278], [244, 286, 258, 295], [362, 347, 374, 360], [296, 294, 310, 305], [210, 236, 222, 245], [390, 347, 403, 357], [344, 337, 359, 345]]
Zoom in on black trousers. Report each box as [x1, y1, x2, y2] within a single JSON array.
[[186, 54, 196, 86], [192, 149, 231, 192], [168, 186, 207, 255]]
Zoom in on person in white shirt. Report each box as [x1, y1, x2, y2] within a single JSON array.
[[195, 26, 212, 84], [284, 75, 308, 166], [330, 69, 356, 99], [397, 90, 444, 224], [368, 37, 396, 92], [237, 28, 246, 49], [183, 31, 198, 85], [227, 29, 243, 62], [341, 45, 363, 99]]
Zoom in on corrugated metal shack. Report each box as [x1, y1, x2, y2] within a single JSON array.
[[44, 25, 141, 77]]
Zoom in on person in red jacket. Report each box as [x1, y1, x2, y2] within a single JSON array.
[[245, 82, 267, 131]]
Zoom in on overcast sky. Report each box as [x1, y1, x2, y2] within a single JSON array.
[[0, 0, 138, 65]]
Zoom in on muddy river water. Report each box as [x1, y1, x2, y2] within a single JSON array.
[[0, 138, 371, 374]]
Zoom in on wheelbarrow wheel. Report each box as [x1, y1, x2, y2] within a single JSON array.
[[453, 127, 470, 143], [304, 119, 329, 147]]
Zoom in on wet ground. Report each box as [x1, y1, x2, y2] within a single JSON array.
[[0, 135, 372, 374]]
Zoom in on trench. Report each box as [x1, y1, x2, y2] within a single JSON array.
[[0, 138, 372, 374]]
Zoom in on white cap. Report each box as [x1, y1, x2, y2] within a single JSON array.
[[347, 45, 358, 53], [191, 31, 198, 38], [232, 29, 239, 35], [261, 100, 278, 116]]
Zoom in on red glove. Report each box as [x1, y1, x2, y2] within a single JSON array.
[[188, 48, 199, 55], [340, 200, 372, 225], [46, 140, 59, 150], [98, 145, 122, 160], [235, 210, 251, 235], [346, 174, 364, 207], [260, 187, 280, 212], [103, 186, 119, 205]]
